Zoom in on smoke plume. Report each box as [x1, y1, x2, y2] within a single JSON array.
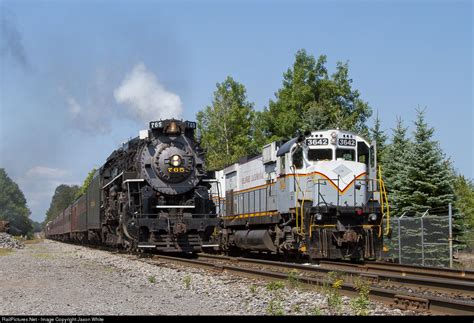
[[114, 63, 183, 122], [0, 8, 30, 71]]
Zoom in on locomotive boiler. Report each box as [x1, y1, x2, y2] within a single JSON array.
[[46, 119, 218, 253]]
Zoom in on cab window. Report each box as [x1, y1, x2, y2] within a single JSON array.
[[308, 149, 333, 161], [336, 149, 355, 161], [357, 141, 369, 165], [292, 146, 304, 169]]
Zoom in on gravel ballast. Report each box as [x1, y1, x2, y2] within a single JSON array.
[[0, 239, 417, 315], [0, 233, 25, 249]]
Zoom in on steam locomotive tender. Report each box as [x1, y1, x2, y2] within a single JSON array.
[[211, 129, 389, 260], [46, 119, 217, 252]]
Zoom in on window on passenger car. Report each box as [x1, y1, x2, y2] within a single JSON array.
[[336, 149, 355, 161], [308, 149, 333, 161]]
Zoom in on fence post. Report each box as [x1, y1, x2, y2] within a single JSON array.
[[449, 203, 453, 269], [421, 209, 428, 267], [398, 213, 404, 264]]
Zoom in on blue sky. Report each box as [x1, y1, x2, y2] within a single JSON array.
[[0, 0, 472, 222]]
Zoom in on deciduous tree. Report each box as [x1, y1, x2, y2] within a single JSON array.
[[44, 184, 80, 224], [0, 168, 32, 235], [197, 76, 256, 170], [263, 49, 372, 141]]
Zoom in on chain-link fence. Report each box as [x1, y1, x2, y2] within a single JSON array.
[[383, 208, 455, 268]]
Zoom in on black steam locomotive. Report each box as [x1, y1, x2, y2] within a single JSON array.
[[45, 119, 218, 252]]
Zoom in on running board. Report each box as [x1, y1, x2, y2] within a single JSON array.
[[155, 205, 195, 209]]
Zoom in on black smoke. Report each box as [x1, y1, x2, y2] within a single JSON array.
[[1, 7, 31, 71]]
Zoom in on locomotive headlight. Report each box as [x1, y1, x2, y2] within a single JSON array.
[[170, 155, 182, 167], [315, 213, 323, 222], [369, 213, 378, 222], [331, 132, 337, 138]]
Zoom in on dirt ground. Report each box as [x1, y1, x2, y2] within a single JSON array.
[[453, 252, 474, 270]]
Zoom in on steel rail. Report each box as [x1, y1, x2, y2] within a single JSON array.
[[150, 254, 474, 315], [197, 253, 474, 294], [319, 260, 474, 280]]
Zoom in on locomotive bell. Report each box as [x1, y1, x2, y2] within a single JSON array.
[[166, 121, 180, 134]]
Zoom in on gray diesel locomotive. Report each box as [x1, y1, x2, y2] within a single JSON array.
[[210, 129, 390, 260], [46, 119, 218, 252]]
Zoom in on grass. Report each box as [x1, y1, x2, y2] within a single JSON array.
[[0, 248, 13, 256], [24, 238, 44, 245], [183, 275, 192, 289], [148, 276, 156, 283], [32, 253, 53, 259]]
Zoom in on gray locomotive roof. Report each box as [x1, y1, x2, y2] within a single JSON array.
[[276, 137, 298, 157]]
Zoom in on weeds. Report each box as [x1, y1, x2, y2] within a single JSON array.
[[249, 284, 257, 295], [265, 281, 286, 316], [266, 280, 285, 292], [287, 269, 300, 289], [350, 277, 371, 316], [267, 299, 285, 316], [148, 276, 156, 284], [309, 306, 322, 316], [324, 271, 344, 315], [183, 275, 192, 289], [291, 303, 301, 314]]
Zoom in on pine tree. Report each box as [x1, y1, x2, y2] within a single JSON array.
[[382, 117, 410, 217], [370, 112, 387, 166], [399, 108, 455, 215], [453, 175, 474, 249]]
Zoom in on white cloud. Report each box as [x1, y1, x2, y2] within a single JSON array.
[[67, 97, 81, 117], [114, 63, 183, 123]]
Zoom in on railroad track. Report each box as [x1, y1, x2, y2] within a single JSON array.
[[143, 253, 474, 315]]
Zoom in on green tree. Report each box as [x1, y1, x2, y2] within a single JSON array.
[[382, 117, 410, 216], [44, 184, 80, 225], [263, 49, 372, 141], [370, 112, 387, 166], [453, 175, 474, 249], [75, 168, 97, 199], [398, 108, 455, 215], [0, 168, 32, 235], [197, 76, 256, 170]]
